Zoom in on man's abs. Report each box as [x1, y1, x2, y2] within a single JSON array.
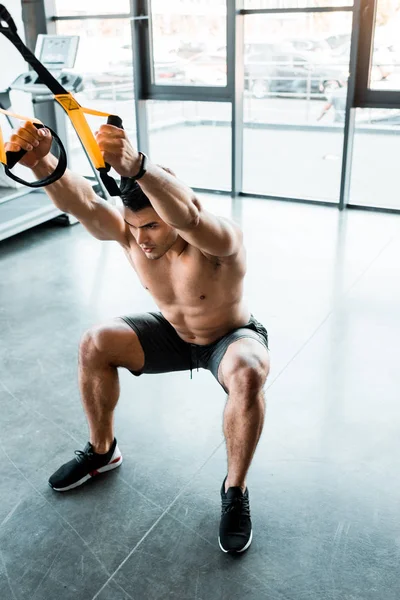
[[161, 301, 251, 345], [125, 241, 248, 345]]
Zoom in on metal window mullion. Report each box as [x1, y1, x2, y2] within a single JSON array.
[[145, 85, 232, 102], [357, 90, 400, 109], [43, 0, 57, 30], [355, 0, 400, 108], [240, 6, 354, 14], [354, 0, 376, 106], [347, 204, 400, 215], [51, 13, 132, 21], [338, 0, 362, 210], [23, 0, 49, 49], [131, 0, 150, 154], [227, 0, 235, 98], [231, 0, 244, 197]]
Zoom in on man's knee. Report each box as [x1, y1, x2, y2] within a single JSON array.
[[228, 358, 267, 392], [79, 325, 113, 364], [220, 340, 270, 394]]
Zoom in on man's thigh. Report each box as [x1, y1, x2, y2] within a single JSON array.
[[84, 317, 146, 372], [202, 326, 269, 393], [119, 312, 190, 376]]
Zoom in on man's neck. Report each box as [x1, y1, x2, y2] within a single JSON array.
[[164, 236, 188, 260]]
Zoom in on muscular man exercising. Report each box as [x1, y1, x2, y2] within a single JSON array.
[[6, 121, 270, 554]]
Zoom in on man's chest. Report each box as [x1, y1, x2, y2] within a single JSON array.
[[127, 249, 224, 304]]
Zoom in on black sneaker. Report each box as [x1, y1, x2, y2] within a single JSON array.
[[48, 439, 122, 492], [218, 478, 252, 553]]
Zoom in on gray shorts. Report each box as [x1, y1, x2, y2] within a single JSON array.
[[119, 312, 269, 391]]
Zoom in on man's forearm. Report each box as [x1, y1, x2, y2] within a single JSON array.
[[32, 154, 96, 213], [137, 161, 199, 229], [33, 151, 199, 228]]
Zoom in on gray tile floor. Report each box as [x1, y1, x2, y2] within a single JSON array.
[[0, 195, 400, 600]]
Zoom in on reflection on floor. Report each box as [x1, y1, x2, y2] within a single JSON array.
[[0, 195, 399, 600]]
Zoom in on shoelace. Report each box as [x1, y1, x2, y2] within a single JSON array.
[[74, 448, 94, 463], [221, 495, 250, 517]]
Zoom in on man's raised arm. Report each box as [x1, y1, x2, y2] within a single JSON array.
[[5, 121, 128, 245], [97, 125, 242, 257]]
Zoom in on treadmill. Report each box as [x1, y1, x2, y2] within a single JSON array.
[[0, 35, 89, 241]]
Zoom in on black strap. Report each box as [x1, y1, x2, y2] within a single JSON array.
[[0, 5, 67, 186], [98, 115, 124, 197], [4, 123, 67, 187], [0, 5, 66, 96], [0, 4, 124, 195]]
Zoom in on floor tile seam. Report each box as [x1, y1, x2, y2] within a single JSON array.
[[0, 379, 85, 446], [90, 442, 223, 600], [0, 378, 204, 515], [0, 435, 174, 600], [0, 385, 165, 518], [116, 474, 164, 510], [0, 437, 113, 581], [30, 540, 67, 600], [265, 231, 400, 393], [0, 497, 48, 530], [0, 376, 226, 518], [0, 548, 18, 600], [240, 569, 290, 600], [113, 579, 135, 600], [166, 512, 216, 549], [163, 514, 295, 599]]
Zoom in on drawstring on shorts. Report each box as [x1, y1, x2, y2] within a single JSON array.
[[189, 344, 199, 380]]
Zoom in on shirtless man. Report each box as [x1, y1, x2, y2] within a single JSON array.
[[6, 121, 270, 554]]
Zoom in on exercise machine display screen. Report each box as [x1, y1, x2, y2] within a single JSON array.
[[10, 35, 82, 94], [36, 35, 79, 71]]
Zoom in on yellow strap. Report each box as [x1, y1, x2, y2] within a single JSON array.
[[55, 93, 113, 170], [0, 107, 42, 123], [0, 95, 115, 170], [0, 126, 6, 165], [0, 108, 42, 165], [79, 106, 112, 117]]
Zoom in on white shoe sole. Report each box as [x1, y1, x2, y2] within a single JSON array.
[[218, 529, 253, 554], [50, 448, 123, 492]]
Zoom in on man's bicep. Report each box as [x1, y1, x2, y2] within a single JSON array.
[[178, 208, 243, 257]]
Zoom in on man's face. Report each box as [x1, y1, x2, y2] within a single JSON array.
[[123, 207, 179, 260]]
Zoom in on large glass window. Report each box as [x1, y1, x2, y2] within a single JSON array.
[[55, 18, 136, 176], [53, 1, 130, 17], [349, 108, 400, 209], [150, 0, 227, 87], [243, 11, 352, 201], [147, 101, 231, 190], [369, 0, 400, 91]]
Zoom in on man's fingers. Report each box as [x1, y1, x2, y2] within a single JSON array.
[[22, 121, 42, 143], [4, 142, 22, 153], [97, 124, 125, 138], [9, 133, 34, 152], [97, 138, 125, 153], [38, 127, 50, 138], [14, 128, 39, 147]]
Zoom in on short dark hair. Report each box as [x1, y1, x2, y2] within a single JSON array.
[[120, 177, 151, 212]]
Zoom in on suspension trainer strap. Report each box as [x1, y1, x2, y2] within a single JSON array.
[[0, 4, 123, 195]]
